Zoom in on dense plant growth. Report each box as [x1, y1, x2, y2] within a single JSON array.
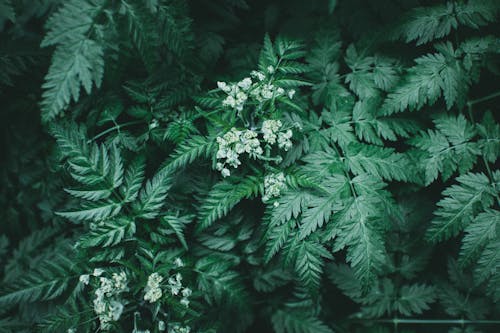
[[0, 0, 499, 332]]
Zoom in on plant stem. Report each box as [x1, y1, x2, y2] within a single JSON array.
[[368, 318, 500, 325], [467, 91, 500, 106], [90, 120, 144, 142]]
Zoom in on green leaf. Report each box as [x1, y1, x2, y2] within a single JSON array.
[[272, 309, 334, 333], [133, 167, 174, 219], [57, 201, 121, 222], [345, 142, 412, 182], [0, 253, 78, 307], [427, 172, 495, 242], [460, 209, 499, 266], [80, 217, 136, 247], [197, 176, 261, 230], [294, 240, 333, 290], [395, 284, 436, 316], [162, 135, 215, 174], [411, 114, 479, 184]]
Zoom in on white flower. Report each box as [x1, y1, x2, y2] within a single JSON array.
[[147, 273, 164, 288], [221, 168, 230, 177], [261, 84, 274, 99], [262, 119, 282, 144], [236, 91, 247, 102], [288, 89, 296, 99], [237, 77, 252, 90], [109, 300, 124, 321], [174, 258, 184, 268], [180, 297, 190, 307], [158, 321, 166, 331], [144, 287, 163, 303], [278, 130, 293, 151], [250, 70, 265, 81], [112, 272, 128, 291], [276, 87, 285, 95], [67, 329, 76, 333], [222, 95, 236, 108], [263, 173, 287, 202], [267, 65, 275, 74], [217, 81, 227, 91], [149, 119, 159, 130], [181, 287, 192, 297], [93, 268, 104, 277], [79, 274, 90, 285]]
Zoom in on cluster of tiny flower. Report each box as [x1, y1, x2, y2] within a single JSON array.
[[169, 324, 191, 333], [144, 272, 164, 303], [217, 67, 296, 112], [91, 270, 128, 330], [262, 172, 287, 205], [218, 78, 250, 112], [167, 272, 192, 308], [261, 119, 293, 151], [216, 128, 263, 177]]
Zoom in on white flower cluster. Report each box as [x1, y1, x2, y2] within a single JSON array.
[[92, 271, 128, 330], [169, 325, 191, 333], [217, 68, 296, 112], [167, 273, 192, 308], [216, 128, 263, 177], [262, 172, 287, 205], [218, 78, 250, 112], [144, 272, 164, 303], [261, 119, 293, 151]]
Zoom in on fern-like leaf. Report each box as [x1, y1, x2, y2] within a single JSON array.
[[197, 176, 261, 230]]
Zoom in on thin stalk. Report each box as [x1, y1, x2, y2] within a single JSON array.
[[368, 318, 500, 325], [90, 120, 144, 142], [467, 91, 500, 106]]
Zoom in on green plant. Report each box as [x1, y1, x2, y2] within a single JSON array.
[[0, 1, 499, 332]]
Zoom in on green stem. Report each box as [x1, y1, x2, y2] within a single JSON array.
[[369, 318, 500, 325], [90, 120, 144, 142], [467, 91, 500, 106]]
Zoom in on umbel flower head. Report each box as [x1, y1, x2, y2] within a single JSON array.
[[262, 172, 287, 204], [144, 272, 164, 303]]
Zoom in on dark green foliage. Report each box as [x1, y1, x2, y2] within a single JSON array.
[[1, 0, 499, 333]]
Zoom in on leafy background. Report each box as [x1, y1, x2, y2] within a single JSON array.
[[0, 0, 499, 332]]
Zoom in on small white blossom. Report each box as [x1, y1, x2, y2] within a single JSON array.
[[278, 129, 293, 151], [168, 273, 183, 296], [262, 173, 287, 202], [149, 119, 159, 130], [180, 297, 190, 307], [250, 70, 265, 81], [181, 287, 192, 297], [159, 321, 166, 331], [67, 329, 76, 333], [144, 273, 164, 303], [267, 65, 275, 74], [174, 258, 184, 268], [92, 271, 128, 330], [79, 274, 90, 285], [262, 119, 282, 144], [93, 268, 105, 277], [169, 325, 191, 333], [221, 168, 230, 177], [288, 89, 296, 99], [144, 287, 163, 303], [237, 77, 252, 90], [217, 81, 226, 90], [109, 300, 124, 321]]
